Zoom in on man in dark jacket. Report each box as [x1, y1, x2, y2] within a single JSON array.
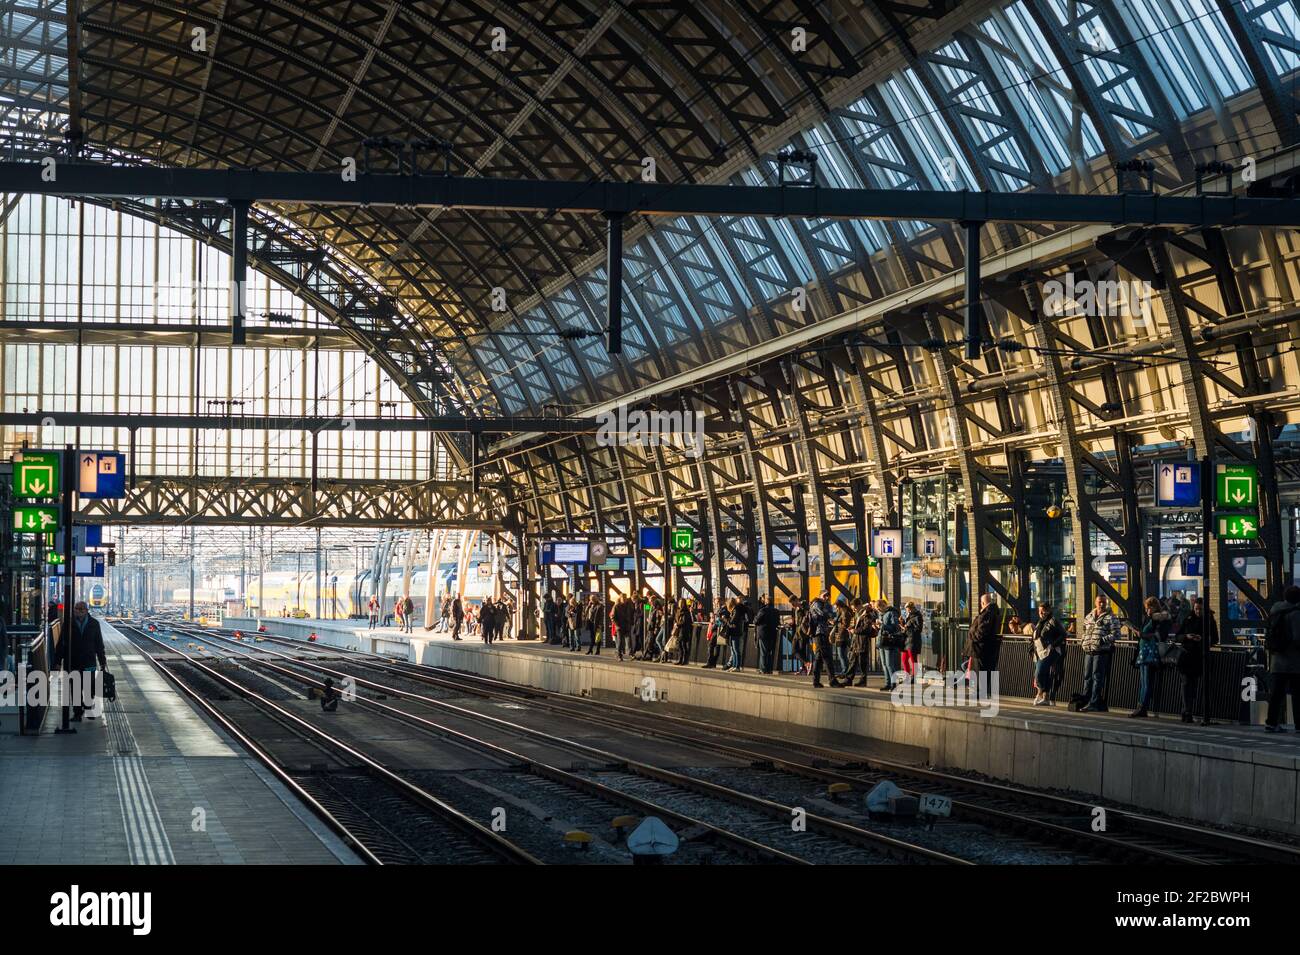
[[966, 593, 1001, 698], [754, 595, 779, 674], [52, 601, 107, 722], [808, 593, 843, 688], [451, 595, 464, 640], [1265, 586, 1300, 732], [613, 594, 636, 661], [542, 593, 558, 644]]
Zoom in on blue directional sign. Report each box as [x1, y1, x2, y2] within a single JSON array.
[[638, 526, 664, 550], [77, 451, 126, 499], [1154, 460, 1200, 507], [1183, 554, 1204, 577]]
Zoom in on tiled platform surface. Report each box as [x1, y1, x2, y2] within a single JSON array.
[[0, 620, 359, 865]]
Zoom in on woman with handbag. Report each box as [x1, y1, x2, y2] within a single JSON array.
[[1031, 603, 1066, 706], [1129, 597, 1171, 718]]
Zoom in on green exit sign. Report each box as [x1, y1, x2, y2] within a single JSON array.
[[1216, 512, 1259, 540], [13, 451, 60, 498], [671, 527, 694, 551], [12, 505, 59, 533], [1216, 463, 1258, 508], [46, 551, 64, 565], [671, 553, 694, 567]]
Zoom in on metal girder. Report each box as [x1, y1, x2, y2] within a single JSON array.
[[990, 274, 1141, 620], [1024, 0, 1192, 183], [6, 161, 1299, 227], [1216, 0, 1300, 149], [76, 474, 510, 529], [1099, 228, 1287, 632], [730, 370, 808, 604], [0, 411, 735, 435], [786, 350, 868, 605]]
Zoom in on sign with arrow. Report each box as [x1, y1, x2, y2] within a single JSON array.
[[1216, 513, 1259, 541], [78, 451, 126, 499], [1215, 463, 1258, 509], [13, 505, 59, 533], [13, 450, 60, 498], [1154, 460, 1199, 507]]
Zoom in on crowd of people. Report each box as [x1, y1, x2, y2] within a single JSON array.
[[536, 589, 928, 688], [352, 580, 1300, 730]]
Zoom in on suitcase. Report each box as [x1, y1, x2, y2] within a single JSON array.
[[101, 671, 116, 703]]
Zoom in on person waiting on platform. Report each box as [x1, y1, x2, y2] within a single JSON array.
[[1130, 597, 1171, 718], [367, 594, 379, 630], [481, 597, 496, 645], [726, 596, 752, 672], [901, 602, 924, 682], [51, 601, 108, 723], [1079, 595, 1120, 713], [791, 597, 811, 675], [1265, 586, 1300, 732], [965, 593, 1001, 699], [542, 592, 558, 645], [565, 595, 581, 652], [875, 598, 903, 691], [839, 598, 872, 687], [631, 597, 645, 658], [828, 596, 849, 674], [704, 597, 727, 669], [402, 595, 415, 634], [393, 596, 404, 632], [1030, 603, 1066, 706], [808, 592, 842, 688], [648, 597, 667, 661], [450, 595, 464, 641], [1174, 597, 1213, 722], [613, 594, 635, 661], [670, 598, 692, 665], [754, 594, 779, 675]]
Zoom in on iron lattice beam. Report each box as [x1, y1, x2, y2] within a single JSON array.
[[75, 474, 512, 529]]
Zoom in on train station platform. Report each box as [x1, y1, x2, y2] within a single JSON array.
[[421, 638, 1300, 840], [0, 620, 360, 865], [230, 615, 1300, 841]]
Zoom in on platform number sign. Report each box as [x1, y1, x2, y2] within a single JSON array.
[[1215, 463, 1258, 508], [13, 451, 60, 498]]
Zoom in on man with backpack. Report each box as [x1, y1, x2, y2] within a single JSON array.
[[1265, 585, 1300, 732]]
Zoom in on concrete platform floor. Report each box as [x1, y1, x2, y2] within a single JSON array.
[[0, 621, 360, 865]]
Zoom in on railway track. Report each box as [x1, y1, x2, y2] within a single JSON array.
[[120, 624, 541, 865], [173, 618, 1300, 866], [149, 620, 971, 865]]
